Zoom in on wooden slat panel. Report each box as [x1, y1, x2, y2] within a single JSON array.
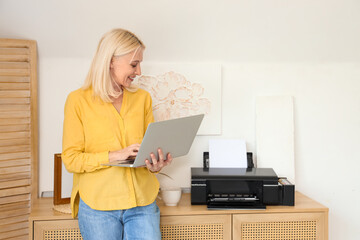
[[0, 48, 29, 55], [0, 204, 31, 216], [0, 62, 29, 69], [0, 76, 30, 83], [0, 158, 30, 168], [0, 104, 30, 111], [7, 235, 28, 240], [0, 172, 31, 182], [0, 201, 29, 213], [0, 206, 30, 218], [0, 68, 30, 76], [0, 111, 30, 118], [0, 39, 37, 240], [0, 145, 31, 154], [0, 98, 30, 104], [0, 55, 29, 62], [0, 132, 30, 140], [0, 39, 32, 48], [0, 221, 28, 233], [0, 179, 31, 189], [0, 165, 31, 175], [0, 90, 30, 98], [0, 194, 30, 205], [0, 186, 31, 198], [0, 118, 30, 125], [0, 124, 30, 133], [0, 139, 30, 147], [0, 179, 30, 189], [0, 227, 29, 239], [0, 201, 31, 214], [0, 83, 30, 90], [0, 152, 31, 161], [0, 214, 29, 226]]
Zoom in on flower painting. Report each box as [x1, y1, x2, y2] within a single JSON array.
[[135, 63, 221, 135]]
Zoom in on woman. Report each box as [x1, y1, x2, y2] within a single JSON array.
[[62, 28, 172, 240]]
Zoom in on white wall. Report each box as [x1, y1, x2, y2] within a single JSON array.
[[1, 1, 360, 239]]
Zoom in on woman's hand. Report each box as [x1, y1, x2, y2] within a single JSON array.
[[145, 148, 173, 173], [109, 143, 140, 163]]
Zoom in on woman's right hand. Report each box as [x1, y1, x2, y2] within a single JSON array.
[[108, 143, 141, 163]]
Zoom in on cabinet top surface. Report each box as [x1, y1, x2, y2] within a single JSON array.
[[29, 191, 328, 221]]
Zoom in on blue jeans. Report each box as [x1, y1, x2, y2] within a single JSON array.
[[78, 198, 161, 240]]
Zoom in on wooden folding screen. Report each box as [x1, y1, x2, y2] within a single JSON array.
[[0, 39, 38, 240]]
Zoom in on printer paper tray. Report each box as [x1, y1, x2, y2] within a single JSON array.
[[207, 204, 266, 210], [207, 200, 266, 210]]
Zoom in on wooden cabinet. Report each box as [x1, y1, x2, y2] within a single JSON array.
[[29, 192, 328, 240]]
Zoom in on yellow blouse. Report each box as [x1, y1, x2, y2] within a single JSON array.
[[62, 87, 159, 218]]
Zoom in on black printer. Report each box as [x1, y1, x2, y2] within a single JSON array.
[[191, 167, 294, 209]]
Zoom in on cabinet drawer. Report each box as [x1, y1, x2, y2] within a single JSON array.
[[233, 212, 327, 240], [34, 220, 82, 240], [161, 214, 231, 240]]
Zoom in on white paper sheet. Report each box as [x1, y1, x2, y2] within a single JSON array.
[[209, 139, 247, 168]]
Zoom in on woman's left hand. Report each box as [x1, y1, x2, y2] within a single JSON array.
[[145, 148, 172, 173]]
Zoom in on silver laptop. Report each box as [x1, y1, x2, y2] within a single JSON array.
[[102, 114, 204, 167]]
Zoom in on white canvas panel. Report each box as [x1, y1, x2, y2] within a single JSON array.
[[256, 96, 295, 183]]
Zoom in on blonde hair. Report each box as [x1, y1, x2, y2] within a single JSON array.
[[83, 28, 145, 102]]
